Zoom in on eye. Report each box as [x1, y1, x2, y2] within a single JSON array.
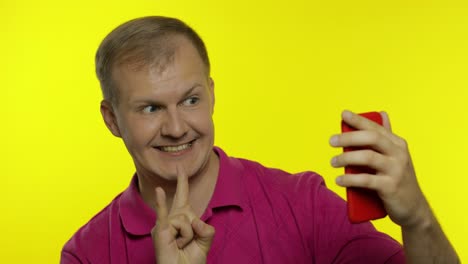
[[182, 96, 199, 106], [142, 105, 160, 113]]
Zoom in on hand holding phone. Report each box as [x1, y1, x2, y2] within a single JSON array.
[[341, 111, 387, 223]]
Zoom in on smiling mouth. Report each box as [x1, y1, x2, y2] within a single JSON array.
[[155, 139, 196, 153]]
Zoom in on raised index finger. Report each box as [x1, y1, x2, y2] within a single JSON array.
[[173, 165, 189, 209]]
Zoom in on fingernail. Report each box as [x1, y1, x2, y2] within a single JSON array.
[[342, 110, 352, 119], [330, 136, 338, 146], [335, 176, 343, 185], [331, 157, 337, 166]]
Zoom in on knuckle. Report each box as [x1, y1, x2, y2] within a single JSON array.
[[169, 213, 187, 223], [179, 214, 190, 223], [371, 176, 383, 191], [363, 150, 376, 164], [392, 165, 404, 178], [154, 221, 165, 231], [179, 204, 191, 211], [396, 136, 408, 148], [385, 180, 397, 195], [358, 174, 377, 189], [363, 176, 374, 188], [369, 131, 380, 143], [395, 154, 409, 168], [401, 155, 410, 167]]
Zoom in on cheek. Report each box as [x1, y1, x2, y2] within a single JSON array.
[[188, 109, 214, 134], [121, 117, 160, 145]]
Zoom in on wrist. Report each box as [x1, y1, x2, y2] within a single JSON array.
[[401, 201, 434, 232]]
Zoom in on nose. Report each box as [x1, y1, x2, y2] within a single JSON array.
[[161, 107, 188, 139]]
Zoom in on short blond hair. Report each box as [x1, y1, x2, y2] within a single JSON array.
[[95, 16, 210, 105]]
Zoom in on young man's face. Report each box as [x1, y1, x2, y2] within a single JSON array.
[[102, 36, 215, 181]]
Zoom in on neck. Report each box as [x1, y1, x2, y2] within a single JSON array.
[[137, 151, 219, 217]]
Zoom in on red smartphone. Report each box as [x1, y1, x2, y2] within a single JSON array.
[[341, 111, 387, 223]]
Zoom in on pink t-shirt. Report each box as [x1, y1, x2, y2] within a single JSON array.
[[62, 147, 405, 263]]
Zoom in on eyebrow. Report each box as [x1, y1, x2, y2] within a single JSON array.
[[131, 84, 203, 105], [182, 84, 202, 98]]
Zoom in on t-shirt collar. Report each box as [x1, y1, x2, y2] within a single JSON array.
[[119, 146, 247, 236], [208, 146, 246, 209], [119, 175, 156, 236]]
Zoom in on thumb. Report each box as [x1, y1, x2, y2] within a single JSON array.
[[192, 218, 215, 252]]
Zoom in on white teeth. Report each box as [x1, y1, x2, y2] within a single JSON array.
[[160, 143, 192, 152]]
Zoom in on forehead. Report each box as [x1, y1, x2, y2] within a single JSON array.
[[112, 36, 208, 101]]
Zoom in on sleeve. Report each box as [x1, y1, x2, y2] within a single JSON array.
[[59, 205, 113, 264], [300, 172, 406, 263], [60, 251, 83, 264], [330, 233, 406, 263]]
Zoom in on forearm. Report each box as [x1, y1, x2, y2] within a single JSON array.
[[402, 205, 459, 264]]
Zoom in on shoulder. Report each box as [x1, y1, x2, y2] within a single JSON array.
[[233, 156, 330, 224], [237, 157, 325, 198], [61, 193, 122, 262], [216, 147, 325, 192]]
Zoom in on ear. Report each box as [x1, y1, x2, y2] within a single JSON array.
[[100, 100, 122, 138], [208, 77, 215, 113]]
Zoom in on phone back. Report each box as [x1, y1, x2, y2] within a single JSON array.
[[341, 111, 387, 223]]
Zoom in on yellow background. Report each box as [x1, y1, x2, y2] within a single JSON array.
[[2, 0, 467, 262]]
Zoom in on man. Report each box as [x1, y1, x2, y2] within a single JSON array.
[[61, 16, 459, 263]]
